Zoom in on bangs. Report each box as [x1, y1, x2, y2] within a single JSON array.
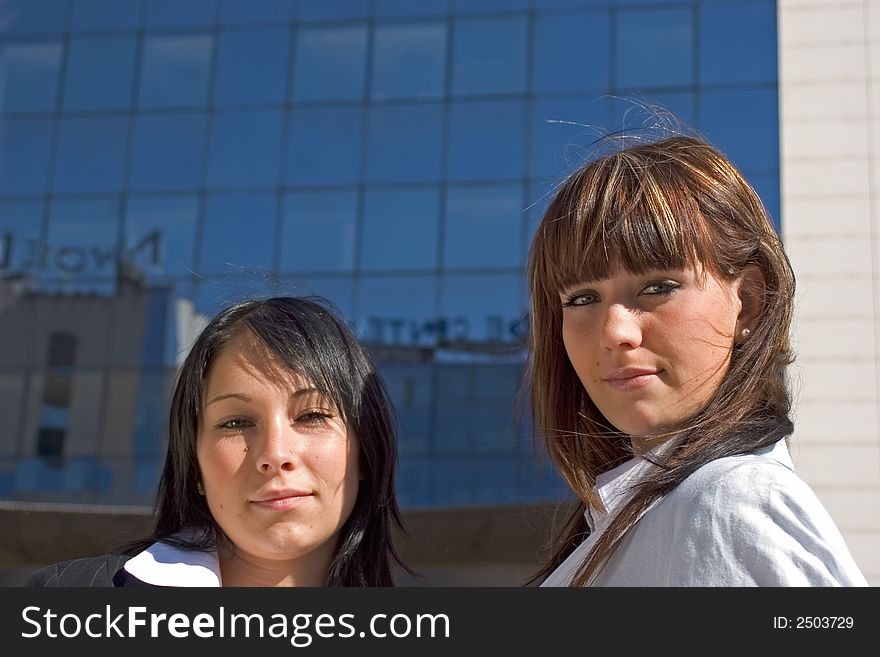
[[533, 150, 722, 295]]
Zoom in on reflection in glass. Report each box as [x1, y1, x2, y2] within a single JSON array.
[[281, 190, 357, 273], [440, 273, 526, 344], [276, 276, 355, 321], [129, 113, 208, 192], [444, 185, 523, 269], [0, 200, 44, 274], [371, 22, 446, 100], [214, 28, 289, 107], [139, 34, 213, 109], [63, 36, 136, 112], [0, 375, 26, 453], [53, 116, 129, 194], [0, 118, 53, 195], [616, 9, 693, 89], [45, 198, 121, 279], [292, 26, 367, 102], [124, 195, 199, 280], [286, 107, 364, 186], [206, 109, 283, 189], [447, 100, 525, 181], [452, 16, 527, 96], [361, 187, 439, 271], [355, 275, 438, 347], [200, 192, 276, 276], [532, 11, 610, 93], [366, 104, 443, 183], [0, 41, 62, 113], [380, 363, 433, 455]]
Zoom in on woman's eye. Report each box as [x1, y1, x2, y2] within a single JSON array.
[[562, 292, 599, 307], [642, 281, 680, 296], [296, 410, 335, 425], [216, 417, 252, 431]]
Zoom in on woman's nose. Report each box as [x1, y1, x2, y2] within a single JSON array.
[[598, 303, 643, 350], [255, 418, 295, 473]]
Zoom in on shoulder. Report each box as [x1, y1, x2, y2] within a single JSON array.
[[25, 554, 130, 587]]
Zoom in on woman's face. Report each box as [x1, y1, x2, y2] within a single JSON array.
[[560, 266, 743, 450], [196, 329, 360, 584]]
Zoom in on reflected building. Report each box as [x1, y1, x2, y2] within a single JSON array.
[[0, 0, 778, 511]]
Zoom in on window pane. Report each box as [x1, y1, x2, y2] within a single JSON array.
[[616, 9, 693, 89], [431, 456, 518, 505], [0, 42, 62, 113], [371, 22, 446, 100], [195, 272, 274, 316], [447, 100, 525, 181], [286, 107, 364, 186], [206, 109, 283, 189], [453, 0, 527, 12], [452, 16, 527, 96], [292, 26, 367, 102], [700, 4, 777, 86], [63, 36, 137, 112], [45, 199, 121, 280], [70, 0, 141, 32], [379, 363, 433, 455], [0, 200, 43, 274], [361, 187, 439, 271], [139, 35, 213, 109], [440, 273, 526, 344], [144, 0, 217, 29], [124, 195, 199, 280], [53, 116, 129, 194], [129, 113, 208, 192], [296, 0, 369, 21], [280, 190, 357, 273], [214, 28, 289, 106], [277, 275, 355, 320], [699, 89, 779, 173], [532, 12, 610, 93], [200, 192, 276, 275], [366, 104, 443, 183], [0, 118, 53, 195], [375, 0, 448, 18], [530, 96, 609, 180], [355, 275, 439, 347], [220, 0, 292, 25], [444, 185, 523, 269], [0, 0, 68, 35]]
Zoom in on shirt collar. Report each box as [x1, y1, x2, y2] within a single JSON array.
[[123, 538, 222, 587]]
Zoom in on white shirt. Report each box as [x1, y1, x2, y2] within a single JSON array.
[[123, 540, 222, 586], [541, 440, 868, 587]]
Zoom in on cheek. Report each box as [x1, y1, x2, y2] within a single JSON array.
[[562, 322, 600, 382]]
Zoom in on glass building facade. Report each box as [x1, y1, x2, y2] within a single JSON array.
[[0, 0, 779, 508]]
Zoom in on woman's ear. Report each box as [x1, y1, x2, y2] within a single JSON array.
[[736, 264, 766, 337]]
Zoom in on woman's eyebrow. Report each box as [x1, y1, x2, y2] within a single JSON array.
[[206, 392, 251, 406]]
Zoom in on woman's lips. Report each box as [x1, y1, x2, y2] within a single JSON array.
[[250, 491, 312, 511], [604, 368, 661, 391]]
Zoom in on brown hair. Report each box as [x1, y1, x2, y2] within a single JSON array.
[[525, 135, 795, 586]]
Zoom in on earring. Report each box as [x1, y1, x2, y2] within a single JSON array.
[[741, 328, 751, 338], [196, 481, 205, 495]]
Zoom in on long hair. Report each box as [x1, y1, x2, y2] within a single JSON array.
[[525, 135, 795, 586], [131, 295, 408, 586]]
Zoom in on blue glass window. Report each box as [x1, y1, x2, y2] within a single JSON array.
[[53, 116, 129, 194], [286, 107, 364, 186], [530, 96, 609, 180], [444, 185, 523, 269], [532, 0, 608, 8], [200, 192, 277, 275], [0, 42, 62, 113], [700, 4, 777, 86], [361, 187, 440, 271], [277, 276, 355, 320], [616, 9, 694, 89], [220, 0, 291, 24], [214, 28, 289, 107], [355, 275, 439, 347], [280, 190, 357, 273], [699, 89, 779, 173], [139, 35, 213, 109], [447, 100, 525, 181], [45, 199, 121, 279], [124, 195, 199, 280], [375, 0, 448, 18], [0, 0, 67, 35], [0, 118, 53, 196], [206, 110, 283, 189], [296, 0, 369, 21], [63, 36, 137, 112], [129, 114, 208, 192], [366, 104, 443, 183], [746, 173, 781, 232], [379, 364, 433, 456], [608, 93, 695, 135], [440, 273, 526, 344], [70, 0, 141, 31], [0, 200, 43, 273], [452, 16, 527, 96], [292, 26, 367, 103], [452, 0, 527, 13], [195, 272, 274, 316], [431, 456, 518, 506], [532, 12, 610, 93], [371, 22, 446, 100], [144, 0, 217, 29]]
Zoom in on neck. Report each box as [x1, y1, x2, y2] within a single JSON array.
[[217, 543, 335, 587]]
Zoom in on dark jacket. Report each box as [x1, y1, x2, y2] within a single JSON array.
[[26, 554, 149, 587]]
